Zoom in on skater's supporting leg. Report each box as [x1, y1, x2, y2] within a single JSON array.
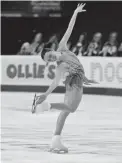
[[53, 87, 83, 135], [51, 87, 83, 151], [54, 111, 70, 135]]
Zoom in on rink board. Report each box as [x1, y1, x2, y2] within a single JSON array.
[[1, 56, 122, 96]]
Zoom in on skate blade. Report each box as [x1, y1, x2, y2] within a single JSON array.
[[49, 148, 68, 154], [32, 94, 37, 114]]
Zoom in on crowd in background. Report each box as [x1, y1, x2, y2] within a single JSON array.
[[18, 31, 122, 57]]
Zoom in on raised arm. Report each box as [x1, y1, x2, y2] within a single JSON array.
[[59, 3, 86, 49]]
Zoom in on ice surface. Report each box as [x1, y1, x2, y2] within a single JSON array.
[[1, 92, 122, 163]]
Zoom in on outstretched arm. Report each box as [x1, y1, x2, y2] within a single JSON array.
[[36, 63, 66, 104], [44, 65, 63, 97], [59, 3, 86, 49]]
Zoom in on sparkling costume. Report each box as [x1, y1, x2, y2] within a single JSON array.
[[57, 49, 89, 90]]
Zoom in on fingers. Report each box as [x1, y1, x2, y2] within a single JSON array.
[[36, 95, 46, 105], [77, 3, 81, 7], [77, 3, 86, 7], [77, 3, 86, 12], [36, 98, 44, 105], [82, 9, 86, 12], [82, 3, 86, 7]]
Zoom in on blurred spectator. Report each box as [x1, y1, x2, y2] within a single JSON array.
[[118, 42, 122, 57], [85, 32, 102, 56], [30, 32, 44, 55], [17, 42, 31, 55], [46, 34, 59, 50], [101, 32, 118, 57], [17, 31, 121, 57], [72, 32, 87, 56]]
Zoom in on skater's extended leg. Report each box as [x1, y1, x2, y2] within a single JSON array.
[[33, 98, 81, 113], [50, 103, 74, 113]]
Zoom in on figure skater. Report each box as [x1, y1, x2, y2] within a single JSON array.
[[32, 3, 98, 153]]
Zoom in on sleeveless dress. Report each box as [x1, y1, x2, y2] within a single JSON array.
[[57, 49, 86, 90]]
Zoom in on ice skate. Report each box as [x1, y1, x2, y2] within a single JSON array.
[[32, 94, 37, 114], [49, 136, 68, 154], [32, 94, 51, 114]]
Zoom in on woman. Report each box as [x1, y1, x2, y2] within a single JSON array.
[[101, 32, 118, 57], [30, 32, 44, 55], [72, 32, 87, 56], [46, 34, 59, 51], [85, 32, 102, 56], [32, 3, 97, 153], [17, 42, 31, 55]]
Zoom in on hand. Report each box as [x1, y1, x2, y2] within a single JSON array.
[[75, 3, 86, 13], [90, 80, 99, 84], [36, 94, 47, 105]]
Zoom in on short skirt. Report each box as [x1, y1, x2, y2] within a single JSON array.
[[63, 72, 84, 90]]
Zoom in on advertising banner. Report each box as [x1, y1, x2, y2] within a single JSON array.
[[1, 56, 122, 89]]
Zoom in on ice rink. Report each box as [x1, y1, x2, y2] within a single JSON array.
[[1, 92, 122, 163]]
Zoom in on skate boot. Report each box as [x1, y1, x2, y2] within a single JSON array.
[[50, 135, 68, 154], [32, 94, 51, 114], [35, 100, 51, 114]]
